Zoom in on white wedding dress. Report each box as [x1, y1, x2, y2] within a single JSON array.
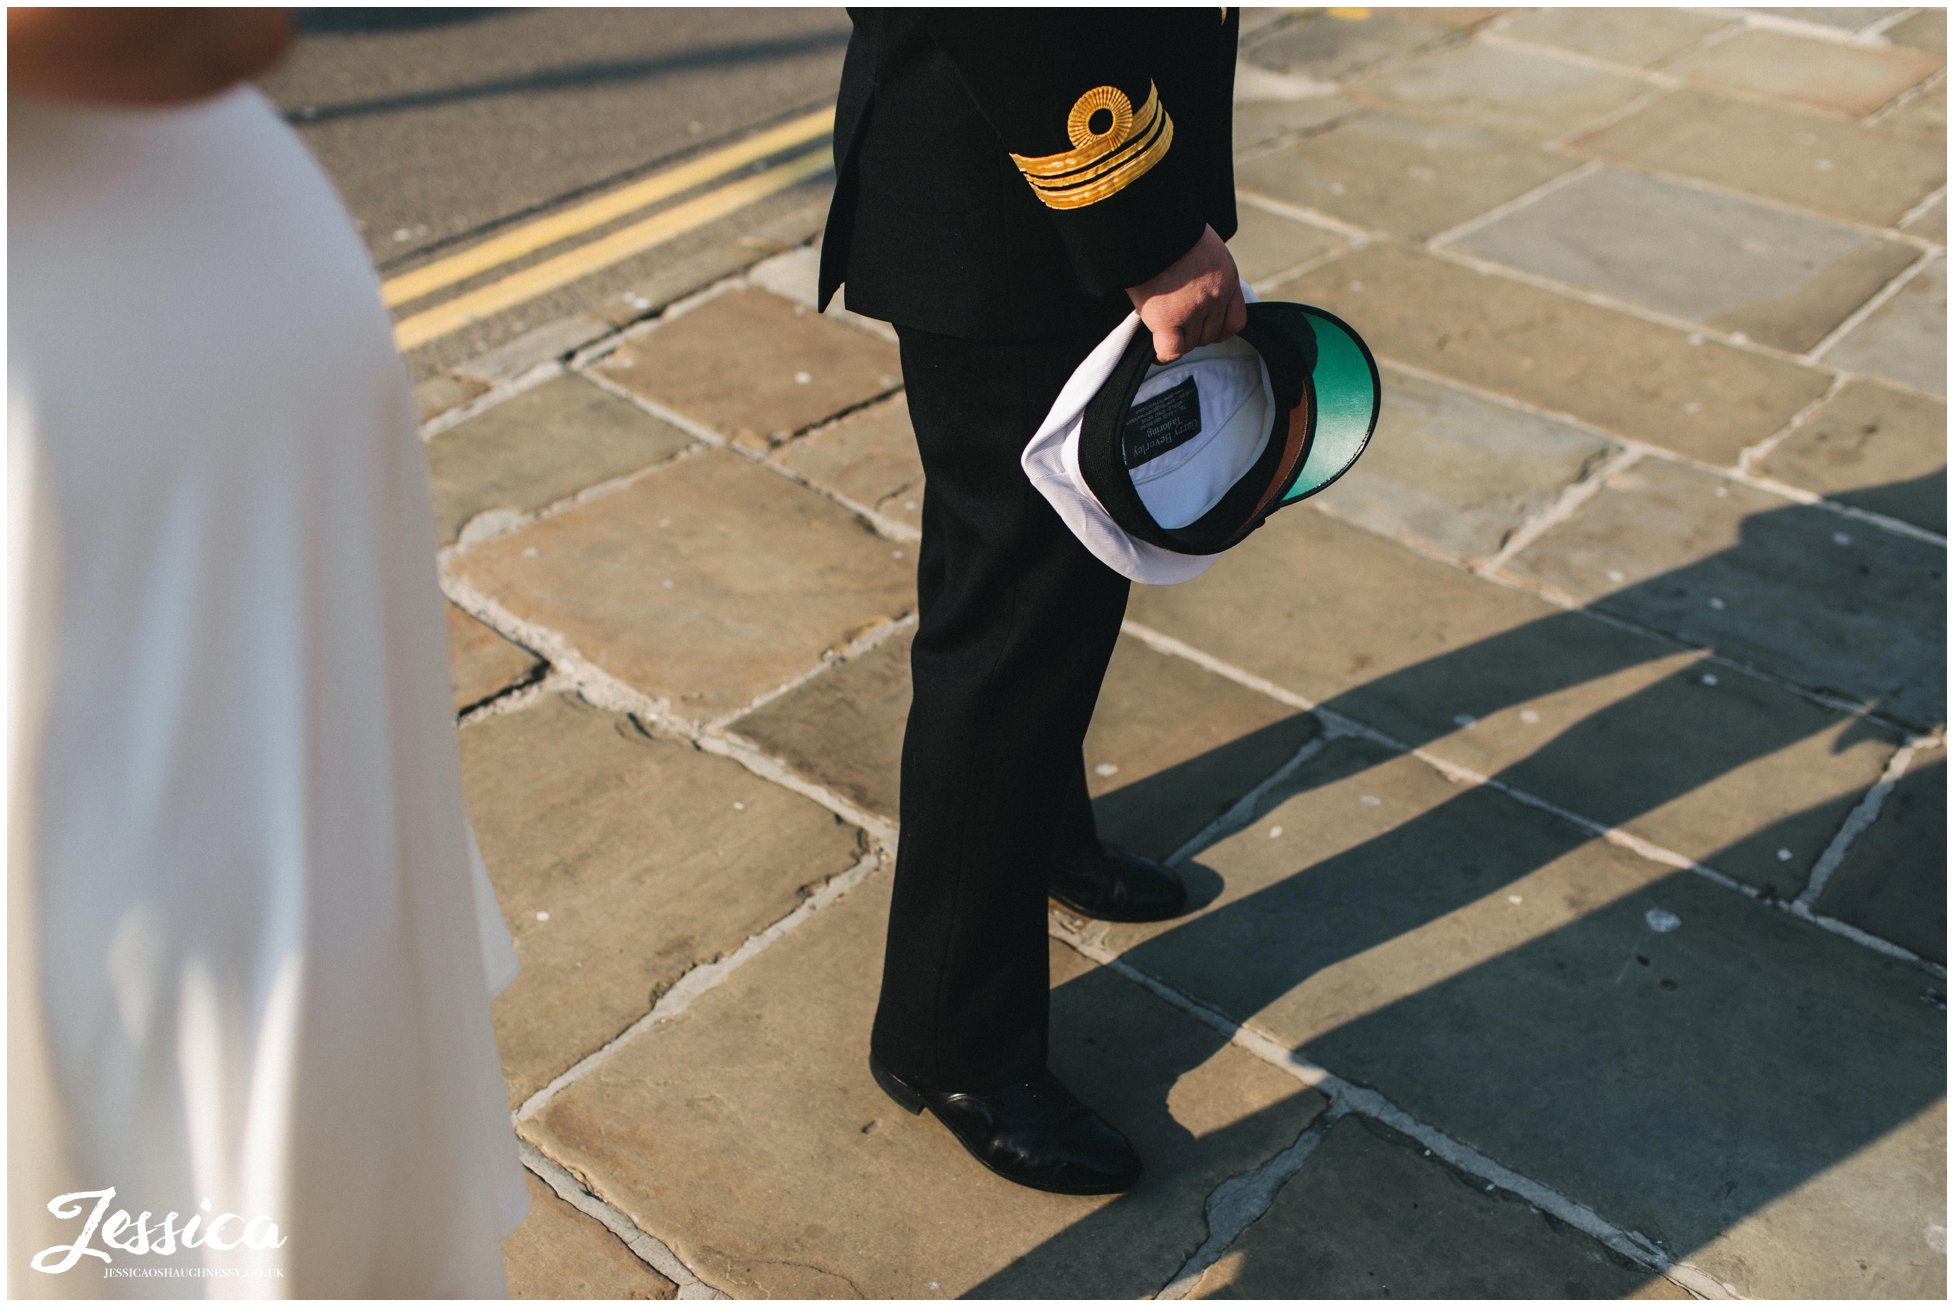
[[9, 87, 526, 1297]]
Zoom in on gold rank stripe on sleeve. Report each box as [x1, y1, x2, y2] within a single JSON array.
[[1009, 83, 1176, 211]]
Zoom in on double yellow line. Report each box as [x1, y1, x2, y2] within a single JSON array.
[[385, 106, 835, 351]]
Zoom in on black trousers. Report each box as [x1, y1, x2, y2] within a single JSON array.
[[870, 315, 1133, 1091]]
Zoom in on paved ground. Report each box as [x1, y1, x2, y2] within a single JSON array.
[[405, 8, 1946, 1299]]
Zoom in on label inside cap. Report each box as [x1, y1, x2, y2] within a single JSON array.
[[1122, 376, 1204, 469]]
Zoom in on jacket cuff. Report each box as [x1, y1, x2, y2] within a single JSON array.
[[1054, 200, 1207, 299]]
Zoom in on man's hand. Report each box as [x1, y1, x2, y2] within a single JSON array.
[[1125, 224, 1248, 364], [8, 9, 292, 106]]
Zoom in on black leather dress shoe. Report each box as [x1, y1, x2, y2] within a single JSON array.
[[869, 1054, 1142, 1195], [1049, 845, 1189, 923]]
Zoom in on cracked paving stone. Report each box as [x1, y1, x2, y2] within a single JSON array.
[[1452, 167, 1921, 353], [427, 373, 696, 547], [525, 872, 1329, 1299], [731, 627, 1319, 861], [596, 286, 901, 451], [1571, 90, 1946, 231], [1505, 456, 1946, 729], [1238, 110, 1577, 240], [1104, 736, 1946, 1298], [1814, 754, 1946, 963], [1662, 28, 1942, 119], [1129, 506, 1902, 892], [1273, 244, 1833, 465], [1758, 379, 1946, 534], [461, 692, 866, 1105], [446, 603, 544, 714], [1192, 1116, 1689, 1298], [504, 1171, 677, 1300], [455, 448, 915, 720], [773, 393, 924, 532]]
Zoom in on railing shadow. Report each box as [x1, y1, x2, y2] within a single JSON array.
[[294, 9, 514, 36], [977, 480, 1945, 1296], [280, 27, 851, 127]]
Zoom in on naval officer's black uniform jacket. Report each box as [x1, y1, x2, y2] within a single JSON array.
[[818, 7, 1240, 339], [821, 9, 1242, 1092]]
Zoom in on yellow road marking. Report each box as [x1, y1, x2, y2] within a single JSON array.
[[392, 147, 833, 351], [380, 105, 835, 309]]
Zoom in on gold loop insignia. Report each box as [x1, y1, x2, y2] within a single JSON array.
[[1010, 82, 1175, 212], [1066, 86, 1134, 150]]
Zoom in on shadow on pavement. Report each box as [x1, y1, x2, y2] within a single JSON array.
[[295, 8, 513, 36], [281, 29, 851, 126], [976, 481, 1946, 1296]]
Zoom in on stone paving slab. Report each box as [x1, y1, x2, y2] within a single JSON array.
[[456, 316, 613, 387], [1099, 737, 1947, 1298], [1084, 639, 1322, 862], [446, 602, 545, 714], [1902, 193, 1946, 244], [1394, 8, 1511, 31], [428, 374, 696, 546], [526, 872, 1331, 1299], [1505, 456, 1947, 728], [1129, 506, 1899, 894], [745, 241, 898, 347], [1814, 754, 1947, 963], [1189, 1116, 1688, 1299], [1755, 8, 1904, 33], [1274, 244, 1834, 465], [729, 626, 910, 821], [1236, 110, 1577, 240], [1227, 202, 1348, 289], [1880, 80, 1946, 140], [417, 372, 491, 424], [772, 393, 924, 532], [504, 1171, 677, 1300], [1229, 87, 1359, 156], [1325, 365, 1620, 561], [1758, 379, 1947, 533], [1821, 253, 1947, 396], [1887, 7, 1948, 55], [732, 627, 1321, 864], [1423, 642, 1898, 899], [1450, 166, 1922, 353], [1244, 9, 1461, 83], [1494, 7, 1732, 68], [461, 692, 867, 1104], [1661, 28, 1942, 118], [596, 287, 901, 451], [1570, 89, 1947, 230], [455, 449, 914, 720], [1347, 39, 1650, 141]]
